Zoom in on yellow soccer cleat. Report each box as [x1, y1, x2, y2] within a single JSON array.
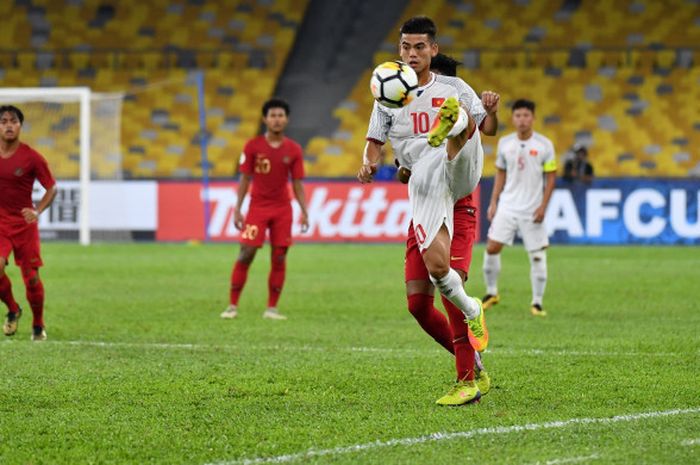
[[530, 303, 547, 317], [466, 299, 489, 352], [436, 380, 481, 406], [475, 369, 491, 396], [427, 97, 460, 147], [481, 294, 500, 310]]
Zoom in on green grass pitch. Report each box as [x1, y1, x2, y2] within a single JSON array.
[[0, 243, 698, 464]]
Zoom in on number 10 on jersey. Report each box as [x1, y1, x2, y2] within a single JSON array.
[[411, 112, 431, 134]]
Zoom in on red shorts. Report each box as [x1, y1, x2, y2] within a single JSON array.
[[405, 204, 477, 282], [0, 224, 43, 269], [240, 204, 293, 248]]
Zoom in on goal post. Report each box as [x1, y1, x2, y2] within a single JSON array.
[[0, 87, 91, 245]]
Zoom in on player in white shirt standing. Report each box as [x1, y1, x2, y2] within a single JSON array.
[[482, 99, 556, 316], [358, 17, 499, 403]]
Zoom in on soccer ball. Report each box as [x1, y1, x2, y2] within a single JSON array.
[[370, 61, 418, 108]]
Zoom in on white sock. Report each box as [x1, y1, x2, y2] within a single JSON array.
[[447, 107, 468, 137], [430, 268, 480, 320], [529, 250, 547, 306], [483, 251, 501, 296]]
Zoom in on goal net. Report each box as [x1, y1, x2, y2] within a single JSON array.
[[0, 74, 209, 244], [0, 87, 123, 245]]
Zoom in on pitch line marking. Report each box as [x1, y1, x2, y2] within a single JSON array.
[[523, 454, 600, 465], [0, 340, 693, 358], [681, 438, 700, 446], [204, 408, 700, 465]]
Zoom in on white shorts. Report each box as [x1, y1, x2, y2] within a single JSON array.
[[409, 130, 484, 252], [488, 209, 549, 252]]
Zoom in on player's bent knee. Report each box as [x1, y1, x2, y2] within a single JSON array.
[[427, 262, 450, 280], [237, 246, 258, 265], [486, 241, 503, 255], [422, 252, 450, 279]]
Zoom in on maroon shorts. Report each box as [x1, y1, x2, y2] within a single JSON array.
[[405, 204, 477, 282], [0, 224, 43, 269], [240, 204, 293, 248]]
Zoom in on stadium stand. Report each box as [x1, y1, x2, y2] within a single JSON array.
[[0, 0, 308, 179], [305, 0, 700, 178], [1, 0, 698, 178]]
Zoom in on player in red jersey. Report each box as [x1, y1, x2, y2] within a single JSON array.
[[0, 105, 57, 341], [220, 98, 309, 320], [401, 54, 499, 405]]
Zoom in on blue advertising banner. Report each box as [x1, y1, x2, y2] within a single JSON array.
[[478, 178, 700, 245]]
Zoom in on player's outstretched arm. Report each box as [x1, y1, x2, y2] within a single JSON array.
[[488, 168, 507, 221], [22, 185, 57, 224], [357, 140, 382, 184], [292, 179, 309, 233], [480, 91, 500, 136], [233, 174, 251, 231]]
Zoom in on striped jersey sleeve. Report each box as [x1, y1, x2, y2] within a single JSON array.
[[365, 101, 392, 143], [436, 75, 487, 128]]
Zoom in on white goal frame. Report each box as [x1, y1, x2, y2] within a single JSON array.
[[0, 87, 91, 245]]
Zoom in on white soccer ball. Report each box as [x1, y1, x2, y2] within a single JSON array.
[[370, 61, 418, 108]]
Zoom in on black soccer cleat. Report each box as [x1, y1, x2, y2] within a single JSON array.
[[481, 294, 500, 310], [3, 307, 21, 336], [31, 325, 47, 341], [530, 303, 547, 317]]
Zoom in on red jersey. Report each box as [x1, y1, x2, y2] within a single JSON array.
[[239, 135, 304, 208], [0, 143, 55, 234]]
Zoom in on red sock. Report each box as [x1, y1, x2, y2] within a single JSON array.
[[22, 268, 44, 328], [267, 247, 287, 308], [229, 261, 250, 306], [0, 274, 20, 313], [442, 295, 475, 381], [408, 293, 454, 354]]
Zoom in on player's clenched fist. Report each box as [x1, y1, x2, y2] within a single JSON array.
[[357, 163, 377, 184], [481, 91, 500, 115]]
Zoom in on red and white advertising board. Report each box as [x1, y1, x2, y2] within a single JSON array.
[[157, 181, 480, 243]]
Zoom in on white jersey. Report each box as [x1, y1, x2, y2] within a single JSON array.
[[495, 131, 557, 217], [366, 72, 486, 170]]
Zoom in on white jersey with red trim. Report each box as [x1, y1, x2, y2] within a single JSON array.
[[495, 131, 557, 217], [366, 72, 486, 170]]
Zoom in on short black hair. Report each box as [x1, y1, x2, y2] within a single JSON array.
[[512, 99, 535, 113], [430, 53, 461, 77], [400, 16, 437, 41], [0, 105, 24, 124], [262, 98, 290, 117]]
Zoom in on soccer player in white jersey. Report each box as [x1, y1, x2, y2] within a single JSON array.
[[358, 16, 495, 375], [482, 99, 557, 316], [397, 53, 498, 406]]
